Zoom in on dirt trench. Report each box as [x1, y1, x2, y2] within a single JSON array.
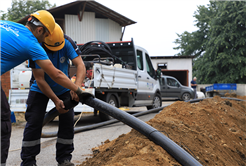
[[79, 95, 246, 166]]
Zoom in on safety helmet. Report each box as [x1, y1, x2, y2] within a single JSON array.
[[30, 10, 55, 34], [44, 23, 65, 51]]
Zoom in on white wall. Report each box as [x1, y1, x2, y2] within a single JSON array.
[[65, 12, 95, 44], [151, 58, 193, 87], [65, 12, 122, 44]]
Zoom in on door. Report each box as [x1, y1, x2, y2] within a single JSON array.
[[160, 77, 166, 97], [165, 77, 181, 97], [145, 52, 155, 94], [136, 49, 148, 100]]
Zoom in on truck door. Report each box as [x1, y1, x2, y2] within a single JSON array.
[[136, 49, 156, 100], [136, 49, 148, 101], [145, 52, 155, 94]]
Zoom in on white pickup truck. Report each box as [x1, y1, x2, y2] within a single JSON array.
[[8, 39, 162, 121]]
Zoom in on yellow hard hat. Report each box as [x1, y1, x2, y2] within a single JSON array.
[[44, 23, 65, 51], [30, 10, 55, 34]]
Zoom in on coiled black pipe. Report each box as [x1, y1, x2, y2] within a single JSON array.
[[42, 104, 167, 137]]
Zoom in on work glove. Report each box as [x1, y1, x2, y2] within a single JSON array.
[[63, 97, 79, 110], [75, 87, 95, 104]]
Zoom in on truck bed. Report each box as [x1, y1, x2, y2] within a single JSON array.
[[205, 83, 237, 97], [205, 83, 237, 92], [93, 63, 137, 89]]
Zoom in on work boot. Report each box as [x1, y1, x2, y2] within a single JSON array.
[[58, 160, 74, 166]]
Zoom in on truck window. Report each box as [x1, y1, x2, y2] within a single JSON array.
[[145, 53, 155, 78], [167, 78, 179, 87], [137, 50, 143, 70]]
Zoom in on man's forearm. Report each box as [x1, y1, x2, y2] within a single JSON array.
[[36, 79, 60, 103], [75, 63, 86, 87], [36, 59, 78, 91]]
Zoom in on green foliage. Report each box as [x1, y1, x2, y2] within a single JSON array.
[[174, 3, 216, 57], [174, 1, 246, 84], [1, 0, 56, 22], [0, 10, 7, 20]]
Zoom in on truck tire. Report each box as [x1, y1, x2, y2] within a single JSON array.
[[146, 94, 162, 110], [99, 95, 118, 121], [181, 92, 191, 101]]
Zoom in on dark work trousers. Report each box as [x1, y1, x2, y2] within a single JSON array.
[[1, 87, 12, 165], [21, 91, 74, 166]]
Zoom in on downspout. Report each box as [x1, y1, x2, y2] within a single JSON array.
[[120, 26, 126, 41]]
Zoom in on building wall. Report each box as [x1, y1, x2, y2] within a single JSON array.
[[65, 12, 95, 44], [108, 19, 122, 42], [151, 58, 193, 87], [65, 12, 122, 44], [95, 18, 109, 42], [1, 71, 10, 97]]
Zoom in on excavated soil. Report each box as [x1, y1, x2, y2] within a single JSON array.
[[79, 95, 246, 166]]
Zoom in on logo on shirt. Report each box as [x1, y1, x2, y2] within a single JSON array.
[[60, 56, 66, 63], [0, 22, 19, 37]]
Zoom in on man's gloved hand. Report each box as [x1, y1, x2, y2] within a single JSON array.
[[75, 87, 95, 104]]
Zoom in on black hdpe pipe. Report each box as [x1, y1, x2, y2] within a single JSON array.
[[43, 97, 246, 137], [42, 104, 167, 138], [42, 97, 202, 166]]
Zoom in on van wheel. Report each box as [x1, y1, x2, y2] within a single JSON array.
[[99, 95, 118, 121], [181, 92, 191, 101], [147, 94, 162, 110]]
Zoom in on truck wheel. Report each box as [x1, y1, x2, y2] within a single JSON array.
[[146, 94, 162, 110], [181, 92, 191, 101], [99, 95, 118, 121]]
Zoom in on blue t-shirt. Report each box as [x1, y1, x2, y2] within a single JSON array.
[[0, 20, 49, 75], [30, 38, 79, 96], [191, 80, 197, 89]]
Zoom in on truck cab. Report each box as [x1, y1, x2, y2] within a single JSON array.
[[134, 45, 161, 108]]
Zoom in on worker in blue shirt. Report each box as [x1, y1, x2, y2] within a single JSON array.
[[20, 23, 85, 166], [191, 77, 197, 99], [0, 10, 84, 166]]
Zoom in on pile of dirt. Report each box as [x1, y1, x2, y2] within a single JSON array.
[[79, 96, 246, 166]]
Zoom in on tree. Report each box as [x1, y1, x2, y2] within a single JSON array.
[[1, 0, 56, 22], [0, 10, 7, 20], [195, 1, 246, 84], [173, 3, 216, 57], [174, 1, 246, 84]]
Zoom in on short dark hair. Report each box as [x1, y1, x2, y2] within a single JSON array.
[[26, 16, 47, 35]]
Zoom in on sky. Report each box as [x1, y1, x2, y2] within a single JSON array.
[[0, 0, 210, 56]]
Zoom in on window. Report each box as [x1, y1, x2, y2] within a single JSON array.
[[145, 53, 155, 77], [167, 78, 179, 87], [158, 63, 167, 69], [137, 50, 143, 70]]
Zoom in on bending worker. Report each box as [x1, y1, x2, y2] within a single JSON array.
[[21, 24, 85, 166], [1, 10, 84, 166]]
